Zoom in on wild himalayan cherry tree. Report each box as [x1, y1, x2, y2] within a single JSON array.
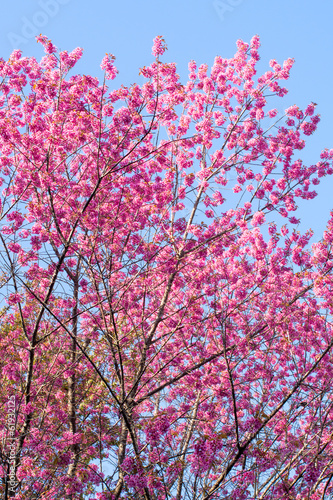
[[0, 34, 333, 500]]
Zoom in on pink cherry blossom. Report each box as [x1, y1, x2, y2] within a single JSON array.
[[152, 35, 167, 57], [0, 34, 332, 500]]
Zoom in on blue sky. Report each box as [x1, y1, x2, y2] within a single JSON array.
[[0, 0, 332, 240]]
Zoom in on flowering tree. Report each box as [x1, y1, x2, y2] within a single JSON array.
[[1, 34, 333, 500]]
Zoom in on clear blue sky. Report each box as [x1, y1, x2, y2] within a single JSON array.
[[0, 0, 332, 240]]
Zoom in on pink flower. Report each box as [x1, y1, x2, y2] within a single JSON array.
[[152, 36, 167, 57], [7, 293, 21, 305], [36, 35, 57, 54], [8, 242, 21, 253], [250, 35, 260, 49], [268, 108, 278, 118], [305, 102, 316, 116], [256, 109, 264, 120], [251, 211, 265, 226], [100, 53, 118, 80], [285, 104, 299, 117]]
